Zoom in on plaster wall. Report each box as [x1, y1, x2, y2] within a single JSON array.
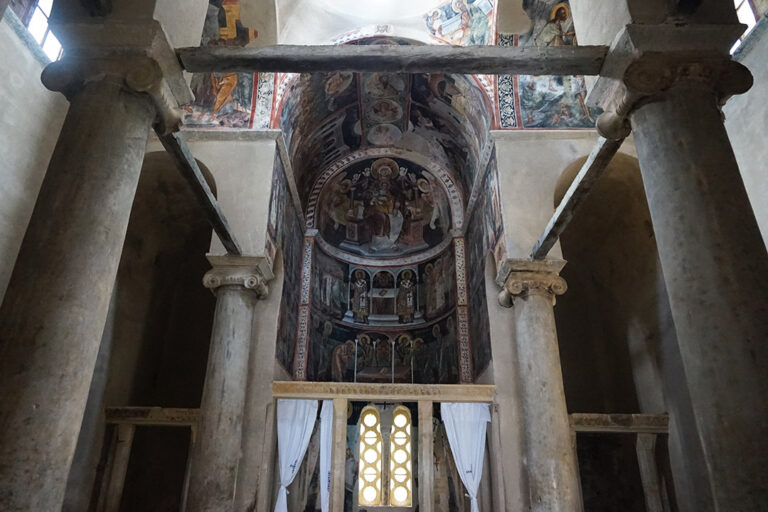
[[725, 18, 768, 249], [0, 10, 67, 301], [50, 0, 208, 48], [146, 130, 284, 260], [490, 130, 637, 265]]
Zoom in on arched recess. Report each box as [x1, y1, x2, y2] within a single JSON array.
[[64, 152, 217, 511], [553, 152, 713, 511], [274, 35, 495, 385]]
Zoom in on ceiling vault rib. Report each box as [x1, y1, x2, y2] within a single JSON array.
[[157, 130, 243, 256], [176, 44, 608, 75], [531, 136, 625, 260]]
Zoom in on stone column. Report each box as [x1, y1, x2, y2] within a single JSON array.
[[0, 56, 182, 510], [591, 25, 768, 509], [498, 260, 580, 512], [185, 256, 269, 512]]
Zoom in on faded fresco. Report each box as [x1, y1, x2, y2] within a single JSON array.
[[272, 154, 305, 373], [463, 151, 501, 378], [498, 0, 601, 129], [317, 157, 453, 258], [306, 245, 459, 384], [424, 0, 495, 46], [184, 0, 258, 128], [278, 37, 492, 205]]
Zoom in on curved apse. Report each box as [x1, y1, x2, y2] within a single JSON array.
[[276, 36, 493, 384]]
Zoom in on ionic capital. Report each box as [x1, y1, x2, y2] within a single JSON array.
[[589, 24, 753, 140], [203, 256, 271, 299], [42, 56, 183, 135], [497, 259, 567, 307], [39, 22, 191, 135]]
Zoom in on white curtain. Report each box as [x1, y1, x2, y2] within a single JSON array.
[[275, 399, 318, 512], [319, 400, 334, 512], [440, 402, 491, 512]]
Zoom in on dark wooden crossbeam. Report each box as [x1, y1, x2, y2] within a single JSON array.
[[176, 44, 608, 75], [157, 131, 243, 256], [531, 137, 624, 260]]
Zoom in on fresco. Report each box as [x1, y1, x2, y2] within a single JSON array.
[[305, 244, 459, 383], [271, 154, 306, 374], [498, 0, 601, 129], [316, 157, 453, 259], [184, 0, 258, 128], [277, 37, 492, 209], [306, 312, 460, 384], [424, 0, 495, 45]]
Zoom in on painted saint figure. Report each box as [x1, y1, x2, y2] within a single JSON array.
[[351, 270, 370, 323], [396, 270, 417, 323]]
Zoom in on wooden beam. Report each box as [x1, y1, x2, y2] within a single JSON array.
[[105, 406, 199, 426], [531, 137, 624, 260], [329, 398, 348, 512], [101, 424, 135, 512], [569, 413, 669, 434], [176, 44, 608, 76], [272, 381, 494, 402], [418, 401, 434, 512], [157, 131, 242, 256], [636, 434, 665, 512]]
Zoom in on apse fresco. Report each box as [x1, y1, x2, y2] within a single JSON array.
[[271, 154, 305, 374], [305, 245, 459, 383], [498, 0, 602, 129], [184, 0, 258, 128], [278, 37, 492, 207], [424, 0, 495, 45], [316, 157, 452, 259]]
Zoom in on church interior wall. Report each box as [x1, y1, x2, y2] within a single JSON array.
[[554, 152, 714, 510], [0, 9, 67, 300], [725, 12, 768, 248], [146, 131, 284, 260], [491, 130, 638, 263], [61, 151, 217, 510]]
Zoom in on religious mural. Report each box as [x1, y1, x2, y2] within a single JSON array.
[[278, 37, 492, 207], [306, 244, 459, 384], [184, 0, 259, 128], [424, 0, 495, 46], [317, 157, 452, 259], [498, 0, 602, 129], [271, 154, 305, 374]]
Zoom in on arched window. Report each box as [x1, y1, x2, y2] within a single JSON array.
[[389, 405, 413, 506], [358, 405, 383, 506], [358, 404, 414, 507]]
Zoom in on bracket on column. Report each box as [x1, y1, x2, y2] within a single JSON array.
[[531, 136, 624, 260], [157, 130, 243, 256]]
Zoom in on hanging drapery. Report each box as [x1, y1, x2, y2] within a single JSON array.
[[275, 399, 318, 512], [319, 400, 334, 512], [440, 402, 491, 512]]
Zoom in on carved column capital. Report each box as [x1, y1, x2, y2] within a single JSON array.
[[497, 259, 567, 307], [588, 24, 753, 140], [39, 21, 192, 135], [202, 256, 271, 299], [41, 56, 183, 135]]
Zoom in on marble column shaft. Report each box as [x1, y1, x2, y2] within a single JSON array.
[[0, 79, 155, 511], [630, 82, 768, 509], [185, 260, 268, 512], [501, 266, 581, 512]]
